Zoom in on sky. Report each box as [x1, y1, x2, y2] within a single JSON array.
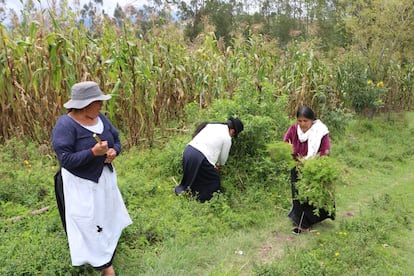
[[4, 0, 149, 17]]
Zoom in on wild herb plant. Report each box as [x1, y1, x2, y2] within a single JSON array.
[[266, 141, 296, 171], [295, 156, 338, 216]]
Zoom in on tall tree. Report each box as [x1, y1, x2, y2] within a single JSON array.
[[171, 0, 240, 43], [303, 0, 349, 49], [205, 0, 237, 43], [80, 0, 104, 31], [339, 0, 414, 67], [0, 0, 6, 22], [113, 3, 125, 28], [173, 0, 206, 40]]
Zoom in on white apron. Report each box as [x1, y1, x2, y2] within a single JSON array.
[[61, 166, 132, 267]]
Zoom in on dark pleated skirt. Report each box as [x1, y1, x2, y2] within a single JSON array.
[[54, 169, 66, 233], [288, 168, 335, 229], [175, 145, 221, 202]]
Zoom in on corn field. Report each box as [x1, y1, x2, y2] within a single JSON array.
[[1, 9, 414, 147]]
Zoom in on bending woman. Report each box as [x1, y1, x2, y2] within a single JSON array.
[[283, 106, 335, 234], [175, 117, 243, 202]]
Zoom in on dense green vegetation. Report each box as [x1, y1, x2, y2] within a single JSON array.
[[1, 0, 414, 275], [1, 108, 413, 274], [1, 0, 414, 146]]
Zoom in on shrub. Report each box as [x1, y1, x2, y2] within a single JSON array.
[[295, 156, 338, 216], [337, 60, 388, 118], [266, 141, 296, 171]]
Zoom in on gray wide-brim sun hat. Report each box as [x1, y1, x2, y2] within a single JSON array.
[[63, 81, 111, 109]]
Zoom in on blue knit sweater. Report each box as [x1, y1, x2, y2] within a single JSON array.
[[52, 113, 121, 183]]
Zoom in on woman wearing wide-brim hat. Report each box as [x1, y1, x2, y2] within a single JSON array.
[[174, 116, 244, 202], [52, 81, 132, 275]]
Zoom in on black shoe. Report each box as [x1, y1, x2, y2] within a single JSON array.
[[292, 227, 310, 235]]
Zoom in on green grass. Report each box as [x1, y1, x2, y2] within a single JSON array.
[[1, 112, 414, 275], [249, 112, 414, 275]]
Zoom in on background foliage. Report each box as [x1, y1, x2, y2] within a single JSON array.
[[1, 0, 414, 274], [1, 0, 414, 145]]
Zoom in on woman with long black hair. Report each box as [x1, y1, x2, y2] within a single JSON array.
[[283, 106, 335, 234]]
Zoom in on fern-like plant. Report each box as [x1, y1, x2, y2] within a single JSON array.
[[295, 156, 338, 216]]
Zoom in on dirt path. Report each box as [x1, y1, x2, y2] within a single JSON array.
[[256, 156, 414, 268]]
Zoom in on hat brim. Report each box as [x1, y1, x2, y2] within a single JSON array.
[[63, 94, 112, 109], [229, 117, 242, 138]]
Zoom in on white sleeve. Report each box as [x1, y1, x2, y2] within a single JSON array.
[[219, 139, 232, 165]]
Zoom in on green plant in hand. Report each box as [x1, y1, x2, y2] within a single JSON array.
[[295, 156, 338, 216], [266, 142, 296, 170]]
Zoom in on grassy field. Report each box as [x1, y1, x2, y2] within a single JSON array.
[[132, 113, 414, 276], [1, 112, 413, 275]]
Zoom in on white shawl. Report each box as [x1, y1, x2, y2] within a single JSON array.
[[297, 119, 329, 159]]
